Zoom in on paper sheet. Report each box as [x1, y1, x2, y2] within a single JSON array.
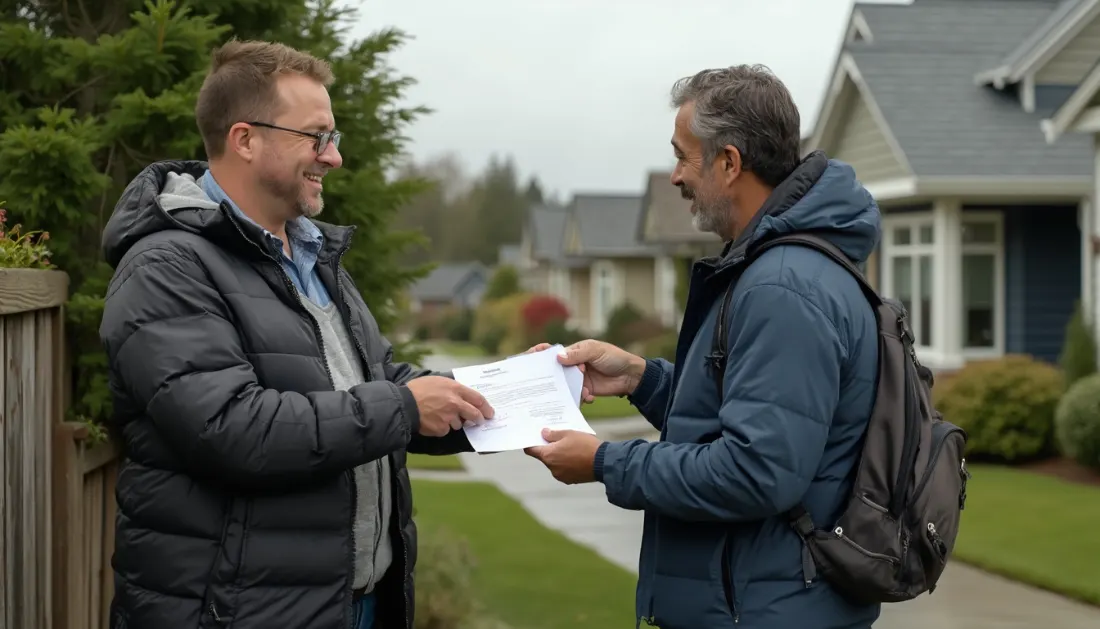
[[454, 346, 594, 452]]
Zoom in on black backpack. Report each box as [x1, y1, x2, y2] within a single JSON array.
[[708, 232, 971, 605]]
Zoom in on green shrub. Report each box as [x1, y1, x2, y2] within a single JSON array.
[[1059, 300, 1096, 390], [603, 301, 645, 347], [413, 523, 479, 629], [933, 354, 1064, 463], [542, 319, 585, 347], [642, 331, 678, 361], [483, 265, 521, 301], [472, 293, 529, 356], [442, 308, 474, 343], [0, 204, 53, 269], [1054, 373, 1100, 471]]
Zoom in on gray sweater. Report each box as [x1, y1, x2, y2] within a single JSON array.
[[300, 297, 393, 593]]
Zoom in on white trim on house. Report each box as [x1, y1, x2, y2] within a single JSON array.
[[1041, 59, 1100, 143], [653, 255, 679, 327], [590, 260, 622, 333], [806, 53, 915, 175], [974, 0, 1100, 87], [881, 202, 1006, 371], [867, 176, 1093, 202], [846, 9, 873, 44], [1021, 73, 1036, 113]]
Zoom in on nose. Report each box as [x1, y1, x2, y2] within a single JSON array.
[[670, 167, 683, 187], [318, 141, 343, 169]]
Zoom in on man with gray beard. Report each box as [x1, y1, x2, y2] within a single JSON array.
[[525, 65, 883, 628]]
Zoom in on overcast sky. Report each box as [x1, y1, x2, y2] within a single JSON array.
[[349, 0, 909, 199]]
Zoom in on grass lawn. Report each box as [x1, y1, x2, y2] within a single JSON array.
[[406, 453, 465, 471], [427, 340, 490, 358], [412, 479, 638, 629], [953, 464, 1100, 605], [581, 395, 638, 420]]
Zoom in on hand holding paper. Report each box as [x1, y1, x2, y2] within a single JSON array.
[[452, 346, 594, 452]]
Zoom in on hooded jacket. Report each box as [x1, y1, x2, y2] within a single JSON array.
[[98, 160, 469, 629], [595, 153, 883, 629]]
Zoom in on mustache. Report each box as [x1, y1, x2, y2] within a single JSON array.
[[680, 186, 694, 200]]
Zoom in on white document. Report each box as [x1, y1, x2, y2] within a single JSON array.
[[453, 346, 595, 452]]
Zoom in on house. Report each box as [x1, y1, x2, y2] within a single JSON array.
[[802, 0, 1096, 371], [635, 170, 727, 326], [407, 261, 489, 315], [516, 203, 580, 295], [558, 193, 667, 332], [496, 243, 522, 268], [1036, 0, 1100, 354]]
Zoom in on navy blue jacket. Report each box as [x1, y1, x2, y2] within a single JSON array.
[[594, 153, 882, 629]]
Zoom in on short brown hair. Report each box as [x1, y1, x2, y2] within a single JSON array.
[[196, 39, 334, 158]]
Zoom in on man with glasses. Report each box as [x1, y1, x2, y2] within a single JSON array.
[[98, 39, 492, 629]]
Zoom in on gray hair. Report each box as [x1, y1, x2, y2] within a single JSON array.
[[670, 64, 802, 188]]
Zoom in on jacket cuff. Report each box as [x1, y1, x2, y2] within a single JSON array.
[[593, 440, 610, 482], [628, 359, 664, 406], [398, 384, 421, 437]]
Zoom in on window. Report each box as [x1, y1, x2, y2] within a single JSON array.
[[883, 218, 935, 348], [960, 217, 1001, 350]]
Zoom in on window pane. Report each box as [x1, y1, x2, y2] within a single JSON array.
[[892, 256, 913, 330], [962, 221, 996, 244], [919, 255, 933, 347], [918, 224, 934, 244], [893, 226, 911, 245], [963, 254, 995, 348]]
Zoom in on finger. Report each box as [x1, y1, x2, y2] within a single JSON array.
[[557, 339, 594, 366], [455, 399, 485, 425], [541, 428, 566, 442], [458, 385, 494, 419], [526, 343, 551, 354], [524, 446, 547, 460]]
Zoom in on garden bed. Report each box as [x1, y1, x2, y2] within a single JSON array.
[[1020, 456, 1100, 487]]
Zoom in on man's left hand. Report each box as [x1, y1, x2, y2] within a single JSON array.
[[524, 428, 604, 484]]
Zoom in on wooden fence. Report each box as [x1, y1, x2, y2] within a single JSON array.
[[1, 268, 120, 629]]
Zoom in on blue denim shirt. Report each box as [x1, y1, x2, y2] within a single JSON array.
[[199, 171, 332, 307]]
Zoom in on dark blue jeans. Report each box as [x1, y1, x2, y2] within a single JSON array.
[[353, 594, 375, 629]]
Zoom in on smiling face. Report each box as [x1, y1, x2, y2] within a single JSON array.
[[252, 74, 343, 220], [670, 101, 735, 239]]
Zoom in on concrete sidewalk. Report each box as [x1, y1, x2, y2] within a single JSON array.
[[456, 444, 1100, 629]]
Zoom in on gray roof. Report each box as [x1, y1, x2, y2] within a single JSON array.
[[847, 0, 1092, 178], [529, 204, 568, 261], [408, 262, 487, 301], [981, 0, 1086, 78], [569, 193, 661, 257]]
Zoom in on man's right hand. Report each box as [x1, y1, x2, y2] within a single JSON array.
[[555, 339, 646, 402], [404, 376, 494, 437]]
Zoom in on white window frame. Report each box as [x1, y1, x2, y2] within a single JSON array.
[[882, 205, 1006, 370], [591, 260, 620, 332], [958, 211, 1005, 359], [881, 214, 937, 352]]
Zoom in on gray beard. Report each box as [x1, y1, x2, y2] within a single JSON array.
[[691, 195, 734, 240]]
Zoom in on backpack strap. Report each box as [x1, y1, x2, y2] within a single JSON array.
[[708, 232, 877, 390], [707, 232, 876, 587]]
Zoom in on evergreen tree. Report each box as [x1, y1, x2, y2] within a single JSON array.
[[0, 0, 430, 429]]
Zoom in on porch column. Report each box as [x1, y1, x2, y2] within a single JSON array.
[[932, 198, 964, 369], [1092, 133, 1100, 363]]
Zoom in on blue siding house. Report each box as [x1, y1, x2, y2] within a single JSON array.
[[804, 0, 1098, 370]]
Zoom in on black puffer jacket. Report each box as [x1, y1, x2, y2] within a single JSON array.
[[99, 160, 470, 629]]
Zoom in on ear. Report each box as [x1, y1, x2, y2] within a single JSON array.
[[721, 144, 742, 185], [226, 122, 257, 163]]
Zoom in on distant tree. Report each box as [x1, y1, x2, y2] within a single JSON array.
[[484, 265, 521, 300]]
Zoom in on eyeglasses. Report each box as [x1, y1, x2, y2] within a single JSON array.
[[246, 121, 342, 154]]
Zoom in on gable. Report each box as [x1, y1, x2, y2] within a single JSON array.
[[807, 55, 911, 184], [1036, 10, 1100, 84]]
